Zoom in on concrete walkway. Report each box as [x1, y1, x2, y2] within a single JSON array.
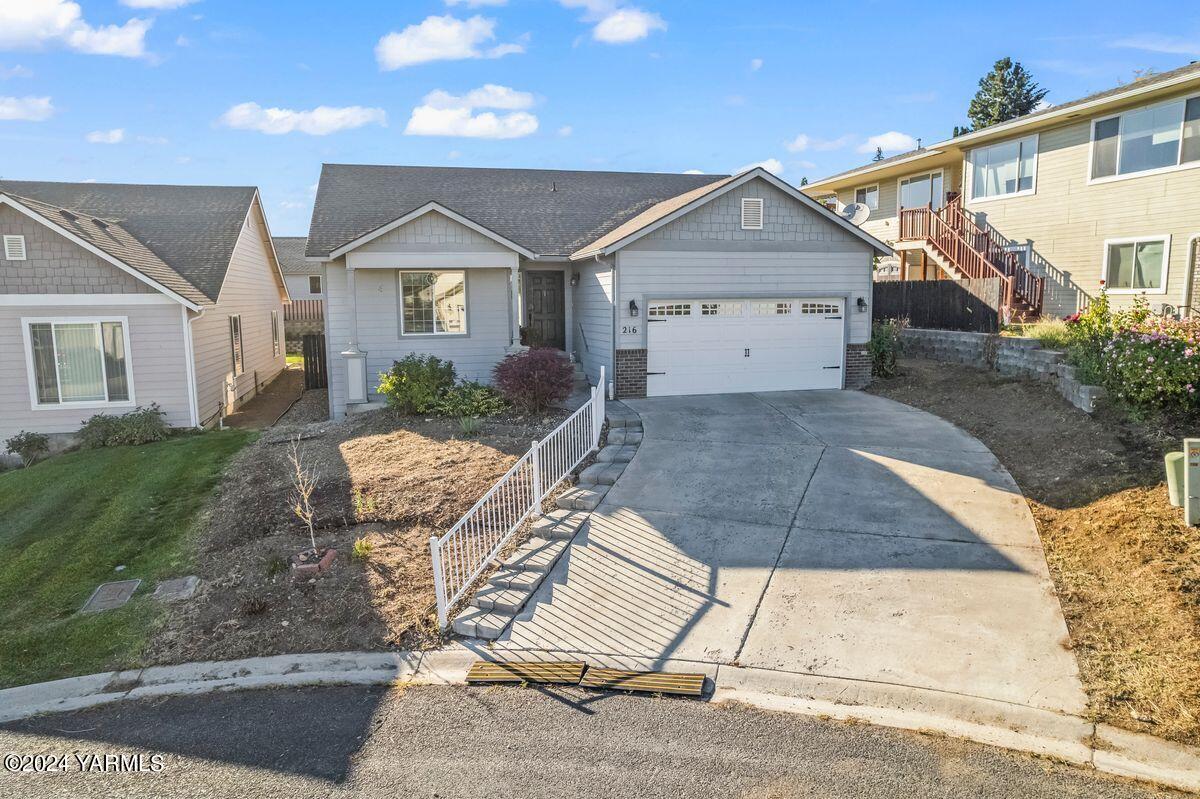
[[493, 390, 1087, 716]]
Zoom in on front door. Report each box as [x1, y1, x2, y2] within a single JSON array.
[[525, 271, 566, 349]]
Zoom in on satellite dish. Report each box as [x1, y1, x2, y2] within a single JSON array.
[[839, 202, 871, 226]]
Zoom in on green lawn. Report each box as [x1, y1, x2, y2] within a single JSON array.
[[285, 353, 304, 367], [0, 430, 253, 688]]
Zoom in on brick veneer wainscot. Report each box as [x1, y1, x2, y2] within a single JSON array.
[[614, 348, 647, 398], [845, 343, 872, 389]]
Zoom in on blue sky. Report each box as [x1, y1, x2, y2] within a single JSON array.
[[1, 0, 1198, 235]]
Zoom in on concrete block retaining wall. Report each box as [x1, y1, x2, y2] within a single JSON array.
[[901, 328, 1107, 414]]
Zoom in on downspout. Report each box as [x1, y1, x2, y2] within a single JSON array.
[[181, 305, 205, 429], [1181, 234, 1200, 316], [604, 252, 616, 400]]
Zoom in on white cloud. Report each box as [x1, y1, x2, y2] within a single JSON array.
[[175, 35, 189, 47], [121, 0, 197, 8], [557, 125, 573, 136], [1111, 33, 1200, 56], [857, 131, 918, 154], [683, 169, 704, 174], [280, 200, 307, 209], [404, 85, 538, 139], [736, 158, 783, 175], [86, 128, 125, 144], [750, 57, 763, 71], [0, 95, 54, 121], [559, 1, 666, 44], [219, 102, 387, 136], [0, 1, 152, 58], [784, 133, 854, 153], [445, 0, 508, 6], [375, 15, 523, 70], [0, 64, 33, 79]]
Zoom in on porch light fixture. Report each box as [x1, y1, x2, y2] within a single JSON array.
[[628, 299, 639, 317], [857, 297, 868, 312], [570, 271, 580, 287]]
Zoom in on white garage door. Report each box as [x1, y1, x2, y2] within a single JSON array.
[[645, 298, 844, 397]]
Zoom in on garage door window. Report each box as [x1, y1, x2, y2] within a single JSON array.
[[800, 302, 840, 315], [753, 301, 792, 316], [649, 302, 692, 317], [701, 301, 742, 316]]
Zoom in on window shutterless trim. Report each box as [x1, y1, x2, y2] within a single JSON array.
[[1087, 91, 1200, 185], [896, 168, 946, 211], [966, 133, 1040, 204], [398, 270, 470, 337], [1101, 234, 1172, 295], [853, 184, 879, 210], [19, 316, 136, 411]]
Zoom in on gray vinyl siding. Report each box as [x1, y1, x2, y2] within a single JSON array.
[[618, 177, 875, 347], [357, 212, 513, 254], [284, 273, 324, 299], [190, 200, 286, 426], [571, 257, 614, 385], [326, 260, 513, 419], [0, 302, 192, 443]]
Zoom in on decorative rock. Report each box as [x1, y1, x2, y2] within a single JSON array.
[[152, 576, 200, 603], [291, 548, 338, 579]]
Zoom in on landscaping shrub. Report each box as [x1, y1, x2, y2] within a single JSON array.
[[868, 318, 907, 378], [5, 431, 49, 467], [492, 347, 574, 412], [78, 405, 169, 448], [377, 354, 457, 414], [435, 381, 508, 418], [1101, 317, 1200, 413]]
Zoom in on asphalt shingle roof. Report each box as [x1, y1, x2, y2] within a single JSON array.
[[272, 236, 311, 274], [0, 180, 257, 303], [306, 164, 727, 258]]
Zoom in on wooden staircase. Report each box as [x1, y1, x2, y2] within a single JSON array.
[[899, 196, 1045, 321]]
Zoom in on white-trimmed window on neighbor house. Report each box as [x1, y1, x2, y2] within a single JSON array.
[[854, 185, 879, 210], [229, 314, 244, 376], [899, 171, 945, 210], [308, 275, 322, 295], [971, 135, 1038, 199], [271, 310, 280, 357], [1092, 95, 1200, 180], [25, 319, 131, 406], [1104, 236, 1170, 292], [400, 271, 466, 335]]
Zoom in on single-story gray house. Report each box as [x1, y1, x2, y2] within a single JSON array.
[[305, 165, 891, 419], [274, 235, 324, 300], [0, 180, 289, 452]]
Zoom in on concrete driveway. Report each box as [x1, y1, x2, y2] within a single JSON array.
[[493, 390, 1086, 716]]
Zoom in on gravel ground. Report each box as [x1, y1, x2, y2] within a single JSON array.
[[0, 685, 1184, 798]]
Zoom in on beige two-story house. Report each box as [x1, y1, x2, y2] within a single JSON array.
[[806, 61, 1200, 318]]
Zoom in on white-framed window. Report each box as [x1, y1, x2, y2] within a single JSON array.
[[700, 301, 742, 317], [308, 275, 322, 295], [229, 314, 244, 376], [400, 270, 466, 335], [1103, 235, 1171, 293], [1091, 95, 1200, 181], [3, 234, 27, 261], [854, 185, 879, 210], [648, 302, 692, 317], [752, 301, 793, 315], [22, 317, 133, 408], [898, 171, 945, 211], [970, 134, 1038, 200], [271, 310, 280, 357], [800, 301, 840, 315], [741, 197, 764, 230]]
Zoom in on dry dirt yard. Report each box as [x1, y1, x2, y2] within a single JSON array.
[[146, 402, 569, 666], [869, 358, 1200, 747]]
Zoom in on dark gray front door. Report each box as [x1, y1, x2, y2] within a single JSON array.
[[525, 271, 565, 349]]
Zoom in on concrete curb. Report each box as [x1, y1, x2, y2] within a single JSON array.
[[1, 652, 1197, 792]]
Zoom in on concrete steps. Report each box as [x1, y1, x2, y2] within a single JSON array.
[[595, 444, 637, 464], [556, 485, 610, 511], [578, 462, 625, 487]]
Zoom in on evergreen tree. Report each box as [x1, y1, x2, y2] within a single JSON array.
[[872, 146, 884, 162], [799, 176, 809, 186], [967, 58, 1048, 130]]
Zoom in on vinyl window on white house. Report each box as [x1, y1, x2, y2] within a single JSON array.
[[1104, 237, 1170, 292], [271, 310, 280, 357], [898, 172, 945, 210], [229, 314, 244, 376], [854, 185, 879, 210], [25, 319, 131, 406], [400, 271, 466, 335], [971, 135, 1038, 199], [1092, 95, 1200, 180], [308, 275, 322, 295]]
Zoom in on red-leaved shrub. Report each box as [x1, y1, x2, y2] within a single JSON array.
[[492, 347, 574, 412]]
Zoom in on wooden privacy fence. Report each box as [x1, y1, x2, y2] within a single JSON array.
[[285, 299, 324, 322], [873, 278, 1004, 333], [301, 333, 328, 390]]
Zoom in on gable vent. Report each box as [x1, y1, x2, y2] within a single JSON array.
[[3, 235, 26, 261], [741, 198, 764, 230]]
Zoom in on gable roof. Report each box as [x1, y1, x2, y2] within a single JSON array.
[[571, 168, 892, 258], [272, 236, 312, 274], [808, 59, 1200, 191], [0, 179, 258, 302], [0, 193, 207, 307], [306, 164, 724, 259]]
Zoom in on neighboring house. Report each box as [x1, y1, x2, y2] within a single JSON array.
[[273, 235, 324, 348], [306, 164, 890, 418], [0, 180, 289, 452], [805, 61, 1200, 319]]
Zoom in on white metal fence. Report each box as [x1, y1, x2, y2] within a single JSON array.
[[430, 367, 606, 629]]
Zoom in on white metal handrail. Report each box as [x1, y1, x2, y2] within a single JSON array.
[[430, 366, 605, 629]]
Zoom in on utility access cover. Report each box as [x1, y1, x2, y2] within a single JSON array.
[[81, 579, 142, 614]]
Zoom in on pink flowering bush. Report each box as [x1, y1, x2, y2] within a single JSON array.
[[1101, 316, 1200, 412]]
